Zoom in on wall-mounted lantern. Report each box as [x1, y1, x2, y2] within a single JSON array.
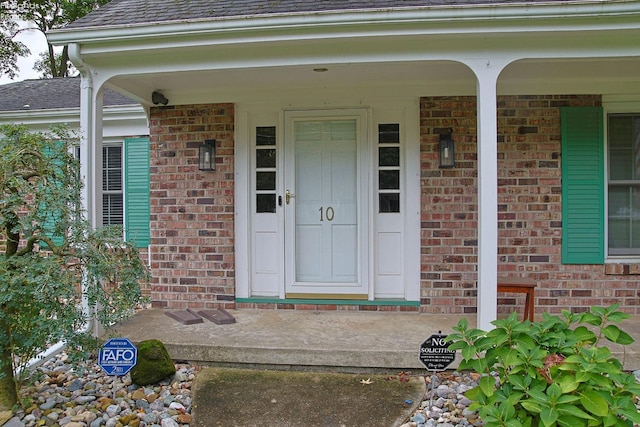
[[199, 139, 216, 171], [439, 130, 455, 169]]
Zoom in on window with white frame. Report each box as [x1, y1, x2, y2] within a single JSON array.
[[102, 145, 124, 225], [608, 114, 640, 255]]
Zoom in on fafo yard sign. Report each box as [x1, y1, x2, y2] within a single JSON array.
[[98, 338, 138, 376]]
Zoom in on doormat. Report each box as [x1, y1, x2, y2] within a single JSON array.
[[164, 309, 236, 325]]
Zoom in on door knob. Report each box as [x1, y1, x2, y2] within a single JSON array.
[[286, 190, 295, 204]]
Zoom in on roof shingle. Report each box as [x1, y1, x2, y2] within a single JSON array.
[[0, 78, 136, 112], [67, 0, 572, 29]]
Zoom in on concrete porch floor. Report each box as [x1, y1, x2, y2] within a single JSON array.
[[109, 308, 640, 372]]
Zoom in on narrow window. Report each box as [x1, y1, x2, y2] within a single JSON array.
[[256, 126, 277, 213], [102, 145, 124, 225], [378, 124, 400, 213]]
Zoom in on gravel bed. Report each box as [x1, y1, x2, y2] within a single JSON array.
[[4, 354, 640, 427], [4, 353, 198, 427]]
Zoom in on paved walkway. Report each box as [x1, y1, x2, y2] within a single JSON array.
[[110, 308, 640, 372]]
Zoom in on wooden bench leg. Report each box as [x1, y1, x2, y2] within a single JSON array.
[[524, 289, 534, 321]]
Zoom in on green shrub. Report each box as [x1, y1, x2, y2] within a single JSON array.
[[447, 305, 640, 427]]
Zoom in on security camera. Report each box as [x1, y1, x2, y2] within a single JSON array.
[[152, 91, 169, 106]]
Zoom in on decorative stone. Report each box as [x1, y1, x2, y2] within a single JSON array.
[[177, 413, 192, 424], [130, 340, 176, 386], [160, 418, 179, 427]]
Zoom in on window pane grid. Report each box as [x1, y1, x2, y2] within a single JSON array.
[[377, 124, 400, 213], [608, 114, 640, 255], [103, 193, 124, 225], [103, 146, 122, 191], [256, 126, 277, 213], [102, 146, 123, 226]]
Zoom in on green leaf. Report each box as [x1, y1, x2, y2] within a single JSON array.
[[557, 394, 581, 405], [547, 383, 562, 400], [499, 400, 516, 419], [580, 312, 602, 327], [602, 325, 634, 345], [580, 390, 609, 417], [557, 403, 595, 419], [528, 384, 549, 401], [464, 386, 484, 401], [590, 306, 607, 318], [540, 407, 559, 427], [607, 310, 631, 323], [446, 340, 467, 351], [557, 414, 589, 427], [572, 326, 597, 343], [507, 374, 528, 391], [557, 375, 580, 393], [601, 413, 618, 427], [462, 345, 477, 361], [521, 400, 542, 414], [480, 375, 496, 397]]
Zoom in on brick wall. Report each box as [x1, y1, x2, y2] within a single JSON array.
[[148, 103, 235, 309], [419, 95, 640, 317], [146, 97, 640, 316]]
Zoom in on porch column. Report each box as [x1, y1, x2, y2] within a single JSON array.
[[76, 60, 103, 229], [72, 44, 104, 338], [462, 59, 511, 330]]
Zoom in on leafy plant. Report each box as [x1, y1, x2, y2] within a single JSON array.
[[0, 124, 148, 412], [447, 305, 640, 427]]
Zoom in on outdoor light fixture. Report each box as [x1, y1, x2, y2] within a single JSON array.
[[151, 91, 169, 106], [199, 139, 216, 171], [439, 130, 455, 169]]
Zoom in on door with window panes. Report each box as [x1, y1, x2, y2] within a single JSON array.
[[284, 110, 369, 298]]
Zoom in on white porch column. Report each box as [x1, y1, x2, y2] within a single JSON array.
[[461, 59, 511, 330], [72, 44, 104, 338], [75, 64, 103, 229]]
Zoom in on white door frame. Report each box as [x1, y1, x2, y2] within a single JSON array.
[[235, 100, 420, 303]]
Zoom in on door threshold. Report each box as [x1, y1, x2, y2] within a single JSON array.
[[285, 293, 368, 300], [236, 297, 420, 307]]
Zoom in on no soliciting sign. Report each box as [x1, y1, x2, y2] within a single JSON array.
[[419, 333, 456, 371]]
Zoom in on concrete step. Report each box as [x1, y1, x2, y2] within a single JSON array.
[[109, 308, 640, 372]]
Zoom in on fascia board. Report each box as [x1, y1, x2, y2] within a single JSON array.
[[47, 0, 640, 47], [0, 105, 146, 128], [0, 108, 83, 126]]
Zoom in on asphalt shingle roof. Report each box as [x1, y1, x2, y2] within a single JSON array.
[[67, 0, 572, 29], [0, 78, 136, 112]]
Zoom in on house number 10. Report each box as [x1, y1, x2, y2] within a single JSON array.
[[319, 206, 335, 221]]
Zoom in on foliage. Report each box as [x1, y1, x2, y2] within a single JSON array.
[[1, 0, 109, 79], [447, 305, 640, 427], [0, 8, 29, 79], [33, 50, 77, 78], [0, 123, 148, 411]]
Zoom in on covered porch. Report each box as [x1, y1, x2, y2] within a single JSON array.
[[47, 0, 640, 331]]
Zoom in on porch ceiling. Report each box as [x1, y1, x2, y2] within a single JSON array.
[[104, 57, 640, 107]]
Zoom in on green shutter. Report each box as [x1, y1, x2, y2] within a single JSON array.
[[561, 107, 604, 264], [124, 137, 150, 247], [41, 141, 66, 247]]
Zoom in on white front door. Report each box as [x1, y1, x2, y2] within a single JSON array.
[[284, 110, 369, 298]]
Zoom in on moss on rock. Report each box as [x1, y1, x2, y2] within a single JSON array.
[[130, 339, 176, 386]]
